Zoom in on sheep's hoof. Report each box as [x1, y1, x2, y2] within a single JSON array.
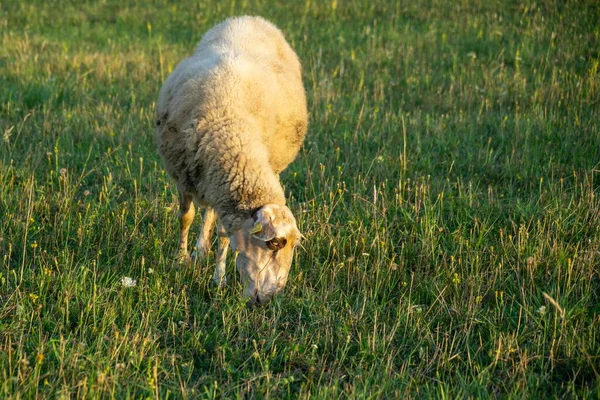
[[192, 244, 212, 261], [212, 273, 227, 288], [190, 250, 204, 262], [175, 251, 192, 264]]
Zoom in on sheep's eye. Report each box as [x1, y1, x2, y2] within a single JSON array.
[[266, 237, 286, 251]]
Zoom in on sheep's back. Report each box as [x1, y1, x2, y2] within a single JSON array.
[[195, 16, 307, 173], [156, 16, 307, 192]]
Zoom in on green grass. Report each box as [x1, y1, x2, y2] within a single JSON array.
[[1, 0, 599, 398]]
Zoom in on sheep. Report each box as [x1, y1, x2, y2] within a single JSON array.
[[155, 16, 307, 305]]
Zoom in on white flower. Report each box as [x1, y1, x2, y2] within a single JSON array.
[[120, 277, 137, 287], [537, 305, 546, 316]]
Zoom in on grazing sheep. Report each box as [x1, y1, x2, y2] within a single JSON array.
[[155, 16, 307, 305]]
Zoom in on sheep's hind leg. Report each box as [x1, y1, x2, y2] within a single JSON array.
[[191, 207, 217, 261], [176, 191, 195, 263], [212, 222, 229, 287]]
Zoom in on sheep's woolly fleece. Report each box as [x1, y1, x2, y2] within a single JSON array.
[[156, 16, 307, 233]]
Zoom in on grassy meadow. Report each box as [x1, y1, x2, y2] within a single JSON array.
[[1, 0, 600, 397]]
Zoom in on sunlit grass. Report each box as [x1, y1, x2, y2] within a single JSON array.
[[1, 0, 599, 398]]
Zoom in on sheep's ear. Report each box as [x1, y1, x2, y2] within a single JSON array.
[[250, 209, 277, 242], [249, 222, 263, 235]]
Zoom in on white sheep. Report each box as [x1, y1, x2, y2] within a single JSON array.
[[155, 16, 307, 305]]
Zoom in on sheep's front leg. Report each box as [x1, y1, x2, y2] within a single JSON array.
[[212, 223, 229, 287], [191, 207, 217, 260], [176, 192, 195, 262]]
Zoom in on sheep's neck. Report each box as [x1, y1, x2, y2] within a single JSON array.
[[197, 116, 286, 232]]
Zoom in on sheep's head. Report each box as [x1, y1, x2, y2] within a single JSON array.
[[230, 204, 303, 306]]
